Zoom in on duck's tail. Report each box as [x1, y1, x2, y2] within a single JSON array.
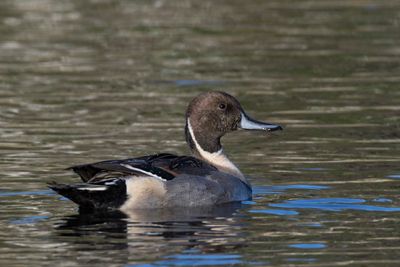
[[48, 180, 127, 211]]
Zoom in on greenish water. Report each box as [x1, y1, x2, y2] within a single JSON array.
[[1, 0, 400, 266]]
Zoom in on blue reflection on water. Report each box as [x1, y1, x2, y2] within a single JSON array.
[[251, 184, 330, 216], [289, 243, 326, 249], [0, 190, 54, 197], [242, 200, 256, 205], [129, 253, 253, 267], [387, 174, 400, 179], [270, 198, 400, 212], [300, 223, 322, 228], [174, 80, 224, 87], [10, 215, 49, 225]]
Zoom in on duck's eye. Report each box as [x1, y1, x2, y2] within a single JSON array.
[[218, 103, 226, 110]]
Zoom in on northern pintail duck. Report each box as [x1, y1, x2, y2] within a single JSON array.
[[49, 91, 282, 211]]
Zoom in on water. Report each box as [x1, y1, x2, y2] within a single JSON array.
[[1, 0, 400, 266]]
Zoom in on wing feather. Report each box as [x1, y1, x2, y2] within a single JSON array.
[[69, 153, 217, 183]]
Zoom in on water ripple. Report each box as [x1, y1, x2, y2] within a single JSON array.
[[10, 215, 49, 225], [269, 198, 400, 212], [0, 190, 54, 197], [249, 209, 299, 216], [129, 253, 251, 267], [288, 243, 326, 249], [253, 184, 330, 195]]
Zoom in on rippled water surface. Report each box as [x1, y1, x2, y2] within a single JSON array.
[[1, 0, 400, 266]]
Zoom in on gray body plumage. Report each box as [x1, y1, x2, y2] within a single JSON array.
[[164, 172, 251, 207]]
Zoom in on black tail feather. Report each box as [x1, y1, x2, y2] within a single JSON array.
[[48, 181, 127, 211]]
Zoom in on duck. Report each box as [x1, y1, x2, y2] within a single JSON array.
[[49, 91, 282, 211]]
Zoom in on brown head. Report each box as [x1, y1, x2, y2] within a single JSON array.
[[185, 91, 282, 156]]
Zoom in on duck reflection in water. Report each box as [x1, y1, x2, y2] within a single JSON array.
[[54, 202, 247, 261]]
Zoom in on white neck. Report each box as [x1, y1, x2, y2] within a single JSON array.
[[187, 119, 247, 183]]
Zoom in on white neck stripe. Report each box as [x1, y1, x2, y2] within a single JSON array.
[[187, 119, 222, 155], [187, 119, 244, 180]]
